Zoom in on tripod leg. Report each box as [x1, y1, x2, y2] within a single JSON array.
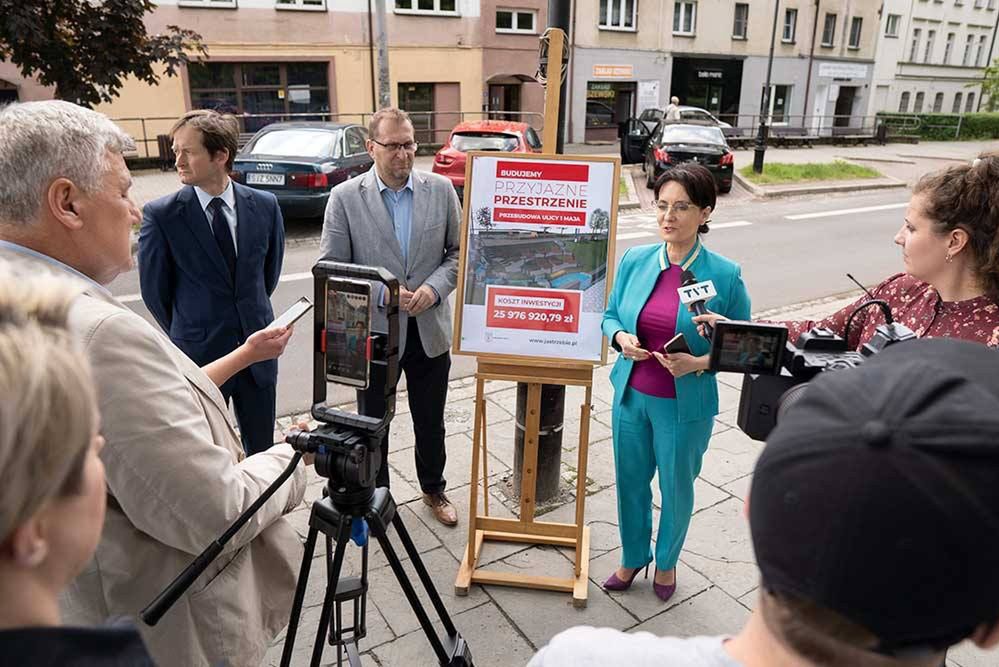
[[280, 525, 320, 667], [391, 512, 460, 638], [374, 521, 451, 664], [311, 514, 352, 667]]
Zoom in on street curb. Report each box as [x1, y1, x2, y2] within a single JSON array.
[[896, 153, 971, 162], [733, 171, 907, 198], [618, 165, 641, 210], [836, 155, 915, 165]]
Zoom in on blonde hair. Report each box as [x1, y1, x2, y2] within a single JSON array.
[[0, 271, 96, 544]]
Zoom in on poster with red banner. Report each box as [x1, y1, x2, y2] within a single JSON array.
[[453, 153, 619, 363]]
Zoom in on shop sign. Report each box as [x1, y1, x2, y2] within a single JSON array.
[[592, 64, 634, 79], [818, 63, 868, 79]]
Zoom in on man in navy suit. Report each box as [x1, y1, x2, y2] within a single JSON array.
[[139, 110, 285, 455]]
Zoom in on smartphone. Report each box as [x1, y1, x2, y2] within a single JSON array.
[[324, 278, 371, 388], [268, 296, 313, 331], [663, 332, 691, 355]]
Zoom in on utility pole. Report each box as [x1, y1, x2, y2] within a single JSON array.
[[803, 0, 820, 128], [512, 0, 572, 505], [373, 0, 391, 109], [754, 0, 781, 173]]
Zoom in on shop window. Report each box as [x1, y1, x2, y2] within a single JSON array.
[[188, 61, 330, 132]]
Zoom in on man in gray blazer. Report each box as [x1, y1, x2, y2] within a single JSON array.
[[319, 107, 461, 526]]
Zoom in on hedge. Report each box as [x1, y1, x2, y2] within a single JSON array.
[[876, 112, 999, 140]]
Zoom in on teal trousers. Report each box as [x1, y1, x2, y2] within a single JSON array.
[[611, 386, 714, 570]]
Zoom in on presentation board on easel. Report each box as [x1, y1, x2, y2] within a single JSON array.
[[453, 152, 620, 365], [451, 150, 621, 607]]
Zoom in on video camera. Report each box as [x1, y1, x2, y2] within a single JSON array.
[[708, 299, 916, 441], [284, 261, 400, 505]]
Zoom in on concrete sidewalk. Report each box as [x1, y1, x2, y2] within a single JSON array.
[[265, 291, 996, 667]]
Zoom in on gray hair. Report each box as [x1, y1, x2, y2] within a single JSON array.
[[0, 101, 135, 226]]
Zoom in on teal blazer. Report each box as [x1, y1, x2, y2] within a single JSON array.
[[602, 241, 752, 423]]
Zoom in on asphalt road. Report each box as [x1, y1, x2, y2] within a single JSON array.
[[107, 185, 910, 418]]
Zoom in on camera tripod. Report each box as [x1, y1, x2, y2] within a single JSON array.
[[279, 484, 473, 667]]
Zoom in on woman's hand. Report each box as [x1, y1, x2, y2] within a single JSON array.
[[651, 351, 708, 378], [244, 325, 295, 364], [692, 311, 728, 338], [614, 330, 651, 362]]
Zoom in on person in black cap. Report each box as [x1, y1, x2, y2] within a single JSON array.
[[529, 337, 999, 667]]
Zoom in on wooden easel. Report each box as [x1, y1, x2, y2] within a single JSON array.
[[454, 359, 593, 606], [452, 28, 606, 607]]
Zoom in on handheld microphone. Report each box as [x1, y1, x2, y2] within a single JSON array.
[[678, 269, 718, 340]]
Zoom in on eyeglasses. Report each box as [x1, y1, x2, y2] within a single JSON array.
[[656, 201, 697, 214], [371, 138, 419, 153]]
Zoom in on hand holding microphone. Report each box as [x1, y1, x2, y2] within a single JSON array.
[[678, 270, 720, 339]]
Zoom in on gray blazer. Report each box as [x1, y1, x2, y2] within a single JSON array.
[[318, 167, 461, 358]]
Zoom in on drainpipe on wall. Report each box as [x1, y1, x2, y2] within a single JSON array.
[[977, 3, 999, 111], [803, 0, 820, 127], [368, 0, 377, 112]]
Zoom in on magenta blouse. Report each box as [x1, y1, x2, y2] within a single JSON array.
[[629, 265, 683, 398]]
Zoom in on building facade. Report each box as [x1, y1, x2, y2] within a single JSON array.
[[868, 0, 998, 117], [568, 0, 880, 143], [0, 0, 548, 156]]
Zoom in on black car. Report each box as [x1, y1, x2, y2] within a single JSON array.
[[232, 122, 373, 219], [620, 120, 734, 193]]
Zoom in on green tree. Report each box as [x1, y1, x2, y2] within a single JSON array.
[[977, 58, 999, 112], [474, 206, 493, 232], [590, 208, 610, 234], [0, 0, 205, 107]]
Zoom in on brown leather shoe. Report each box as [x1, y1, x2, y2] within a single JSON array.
[[422, 492, 458, 527]]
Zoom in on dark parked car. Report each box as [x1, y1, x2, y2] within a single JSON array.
[[620, 120, 734, 193], [232, 122, 373, 219]]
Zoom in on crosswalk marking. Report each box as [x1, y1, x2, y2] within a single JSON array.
[[785, 202, 908, 221]]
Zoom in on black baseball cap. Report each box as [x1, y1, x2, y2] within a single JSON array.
[[750, 338, 999, 653]]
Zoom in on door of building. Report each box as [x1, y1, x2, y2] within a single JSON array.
[[399, 83, 434, 143], [834, 86, 857, 127], [488, 84, 521, 121]]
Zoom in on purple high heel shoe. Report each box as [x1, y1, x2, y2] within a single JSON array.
[[653, 570, 677, 602], [602, 563, 650, 591]]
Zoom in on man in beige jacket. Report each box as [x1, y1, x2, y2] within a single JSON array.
[[0, 101, 307, 666]]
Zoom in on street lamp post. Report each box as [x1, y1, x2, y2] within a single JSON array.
[[754, 0, 782, 173]]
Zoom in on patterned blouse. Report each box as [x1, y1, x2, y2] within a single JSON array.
[[781, 273, 999, 350]]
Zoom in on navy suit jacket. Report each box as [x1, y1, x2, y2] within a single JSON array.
[[138, 182, 285, 387]]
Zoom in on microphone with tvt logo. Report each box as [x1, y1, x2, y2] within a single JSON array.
[[678, 269, 718, 340]]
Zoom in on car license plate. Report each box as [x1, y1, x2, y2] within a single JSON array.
[[247, 172, 284, 186]]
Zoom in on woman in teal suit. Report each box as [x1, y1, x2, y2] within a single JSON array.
[[601, 164, 751, 602]]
